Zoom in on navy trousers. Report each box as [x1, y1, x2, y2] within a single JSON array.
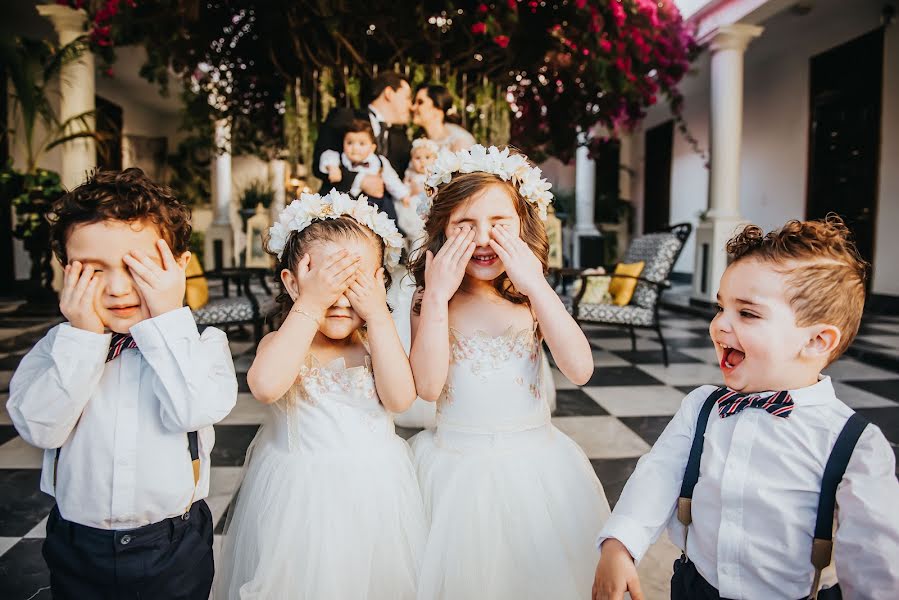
[[671, 558, 842, 600], [42, 500, 214, 600]]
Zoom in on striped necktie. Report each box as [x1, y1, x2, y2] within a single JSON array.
[[107, 332, 138, 362], [716, 387, 794, 419]]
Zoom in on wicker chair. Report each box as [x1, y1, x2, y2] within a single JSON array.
[[559, 223, 692, 366]]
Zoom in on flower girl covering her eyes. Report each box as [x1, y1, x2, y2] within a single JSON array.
[[215, 190, 427, 600], [408, 145, 611, 599]]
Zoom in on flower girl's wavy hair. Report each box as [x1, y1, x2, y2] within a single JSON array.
[[269, 217, 392, 326], [410, 158, 549, 314]]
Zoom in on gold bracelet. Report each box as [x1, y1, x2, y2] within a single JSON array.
[[291, 308, 321, 325]]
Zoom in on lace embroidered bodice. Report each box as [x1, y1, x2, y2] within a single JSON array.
[[268, 355, 396, 453], [436, 323, 550, 433]]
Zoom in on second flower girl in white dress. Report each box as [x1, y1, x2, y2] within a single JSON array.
[[216, 191, 426, 599]]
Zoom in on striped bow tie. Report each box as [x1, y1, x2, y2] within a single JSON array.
[[107, 332, 138, 363], [716, 388, 794, 419]]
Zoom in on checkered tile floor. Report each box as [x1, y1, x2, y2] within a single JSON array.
[[1, 303, 897, 599]]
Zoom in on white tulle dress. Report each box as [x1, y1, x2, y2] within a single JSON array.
[[410, 323, 610, 599], [215, 353, 427, 599]]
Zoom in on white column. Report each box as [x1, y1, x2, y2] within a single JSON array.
[[37, 5, 96, 189], [573, 131, 601, 267], [204, 119, 234, 270], [270, 158, 287, 217], [212, 119, 233, 225], [692, 24, 763, 302]]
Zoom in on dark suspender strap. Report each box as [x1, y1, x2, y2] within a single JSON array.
[[811, 413, 869, 568], [53, 447, 60, 488], [188, 431, 200, 486], [808, 412, 868, 599], [677, 387, 731, 526]]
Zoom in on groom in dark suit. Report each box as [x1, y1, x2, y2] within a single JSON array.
[[313, 72, 412, 228]]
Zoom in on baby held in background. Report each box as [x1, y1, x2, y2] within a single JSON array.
[[396, 137, 440, 248]]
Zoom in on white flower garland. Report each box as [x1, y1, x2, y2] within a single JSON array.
[[425, 144, 553, 220], [266, 189, 404, 268]]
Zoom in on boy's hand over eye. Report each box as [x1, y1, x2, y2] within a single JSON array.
[[123, 239, 189, 318], [60, 261, 104, 334]]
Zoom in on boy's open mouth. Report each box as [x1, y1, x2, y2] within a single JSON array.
[[718, 343, 746, 370]]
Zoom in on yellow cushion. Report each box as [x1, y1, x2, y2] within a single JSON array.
[[581, 274, 613, 305], [608, 261, 645, 306], [184, 254, 209, 310]]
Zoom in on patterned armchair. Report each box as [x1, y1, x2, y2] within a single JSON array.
[[565, 223, 691, 366], [190, 268, 274, 343]]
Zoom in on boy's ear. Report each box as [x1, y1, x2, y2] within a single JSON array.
[[803, 323, 842, 361]]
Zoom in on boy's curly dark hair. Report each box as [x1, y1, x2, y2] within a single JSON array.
[[726, 214, 868, 362], [49, 168, 191, 265]]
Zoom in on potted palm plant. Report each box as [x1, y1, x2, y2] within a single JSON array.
[[1, 35, 103, 305]]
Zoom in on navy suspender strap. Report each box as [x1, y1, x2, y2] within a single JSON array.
[[808, 412, 868, 600], [187, 430, 200, 485], [676, 387, 731, 530]]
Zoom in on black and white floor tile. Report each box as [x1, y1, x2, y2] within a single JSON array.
[[0, 304, 897, 599]]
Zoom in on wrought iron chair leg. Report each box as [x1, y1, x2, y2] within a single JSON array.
[[656, 324, 669, 367], [629, 326, 637, 352]]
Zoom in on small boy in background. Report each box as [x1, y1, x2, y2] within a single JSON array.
[[318, 117, 411, 208]]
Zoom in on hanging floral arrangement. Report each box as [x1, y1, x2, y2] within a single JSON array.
[[459, 0, 699, 162], [54, 0, 138, 75]]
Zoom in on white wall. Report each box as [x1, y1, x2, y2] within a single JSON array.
[[539, 156, 576, 195], [631, 0, 898, 293]]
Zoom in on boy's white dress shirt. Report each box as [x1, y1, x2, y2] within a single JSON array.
[[596, 378, 899, 599], [7, 307, 238, 530]]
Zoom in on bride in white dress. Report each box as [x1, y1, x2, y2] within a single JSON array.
[[411, 84, 477, 153]]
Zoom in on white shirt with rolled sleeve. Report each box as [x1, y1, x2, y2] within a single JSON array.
[[595, 378, 899, 600], [7, 307, 238, 530], [319, 150, 410, 200]]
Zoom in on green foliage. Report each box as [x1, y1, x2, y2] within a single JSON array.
[[239, 179, 275, 211], [4, 167, 65, 242], [189, 230, 206, 267], [166, 133, 213, 207], [1, 36, 104, 174], [115, 1, 697, 163]]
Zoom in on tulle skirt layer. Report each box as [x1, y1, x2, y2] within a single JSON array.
[[216, 433, 427, 600], [410, 423, 611, 600]]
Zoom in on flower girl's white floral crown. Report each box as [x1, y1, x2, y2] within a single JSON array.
[[411, 137, 439, 155], [266, 189, 404, 268], [425, 144, 553, 220]]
